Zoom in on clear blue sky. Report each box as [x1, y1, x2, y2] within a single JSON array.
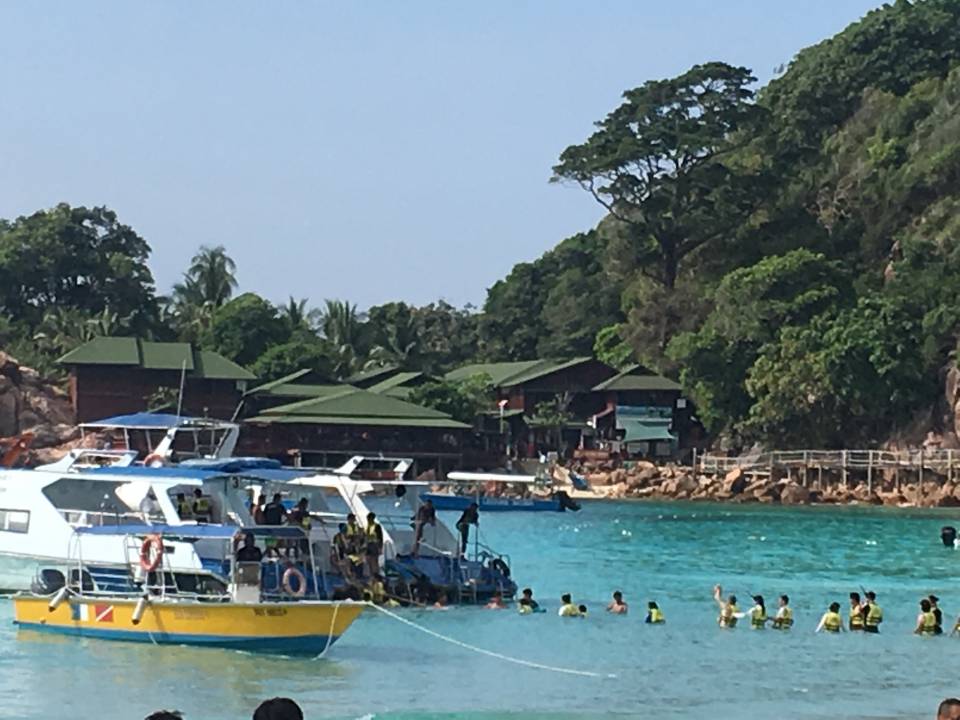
[[0, 1, 882, 311]]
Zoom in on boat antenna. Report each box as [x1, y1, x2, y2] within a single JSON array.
[[176, 359, 187, 418]]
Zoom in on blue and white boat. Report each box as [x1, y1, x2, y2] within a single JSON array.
[[422, 471, 582, 513]]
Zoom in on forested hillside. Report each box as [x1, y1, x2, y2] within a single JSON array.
[[3, 1, 959, 450]]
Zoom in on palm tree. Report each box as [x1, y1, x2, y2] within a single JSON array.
[[280, 297, 311, 335], [319, 300, 366, 378], [173, 245, 237, 310]]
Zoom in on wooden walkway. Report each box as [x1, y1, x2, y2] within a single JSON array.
[[697, 449, 960, 491]]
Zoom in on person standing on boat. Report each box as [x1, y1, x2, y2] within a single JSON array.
[[251, 494, 266, 524], [455, 502, 479, 557], [412, 499, 436, 556], [236, 532, 263, 563], [364, 512, 384, 578], [175, 492, 193, 520], [262, 493, 288, 526], [139, 489, 162, 524], [713, 585, 739, 628], [192, 488, 212, 523]]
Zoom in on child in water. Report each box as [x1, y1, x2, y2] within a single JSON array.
[[645, 601, 665, 624]]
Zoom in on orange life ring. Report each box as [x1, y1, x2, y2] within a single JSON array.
[[281, 567, 307, 597], [144, 453, 167, 467], [139, 534, 163, 572]]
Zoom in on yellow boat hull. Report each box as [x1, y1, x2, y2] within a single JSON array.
[[14, 595, 364, 655]]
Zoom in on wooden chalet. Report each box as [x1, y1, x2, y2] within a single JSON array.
[[59, 337, 254, 423]]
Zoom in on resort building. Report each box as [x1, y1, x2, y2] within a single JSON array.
[[59, 337, 254, 423]]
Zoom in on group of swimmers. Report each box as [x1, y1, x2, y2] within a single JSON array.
[[713, 584, 958, 634], [481, 588, 665, 623]]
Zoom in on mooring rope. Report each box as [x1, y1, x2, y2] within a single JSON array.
[[318, 602, 340, 659], [366, 602, 616, 679]]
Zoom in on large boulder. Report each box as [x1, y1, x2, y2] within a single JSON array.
[[780, 482, 811, 505], [722, 468, 748, 495]]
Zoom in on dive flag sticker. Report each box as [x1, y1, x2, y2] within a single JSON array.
[[93, 604, 114, 623], [70, 603, 90, 621]]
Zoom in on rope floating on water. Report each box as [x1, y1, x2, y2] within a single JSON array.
[[366, 602, 617, 679]]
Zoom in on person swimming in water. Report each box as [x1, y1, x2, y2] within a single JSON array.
[[748, 594, 768, 629], [485, 591, 506, 610], [771, 594, 793, 630], [577, 604, 588, 617], [517, 587, 541, 614], [558, 593, 581, 617], [713, 585, 739, 628], [645, 601, 665, 624], [816, 602, 844, 633], [607, 591, 628, 614], [849, 592, 865, 631]]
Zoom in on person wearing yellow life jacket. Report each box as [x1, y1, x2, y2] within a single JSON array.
[[192, 488, 212, 523], [929, 594, 944, 635], [864, 591, 883, 634], [749, 595, 768, 629], [816, 602, 844, 633], [713, 585, 739, 628], [916, 598, 938, 635], [645, 601, 665, 624], [175, 492, 193, 520], [364, 512, 384, 578], [558, 593, 581, 617], [772, 594, 794, 630], [848, 592, 865, 631]]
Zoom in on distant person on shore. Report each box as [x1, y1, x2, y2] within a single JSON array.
[[607, 591, 628, 614], [938, 698, 960, 720], [771, 595, 793, 630], [816, 602, 844, 633], [412, 499, 436, 556], [455, 502, 479, 556], [713, 585, 739, 628], [645, 601, 665, 624], [864, 591, 883, 633], [485, 590, 506, 609], [748, 595, 767, 629], [849, 592, 865, 631], [518, 587, 541, 614], [916, 598, 938, 635], [930, 594, 944, 634], [559, 593, 581, 617], [253, 697, 303, 720]]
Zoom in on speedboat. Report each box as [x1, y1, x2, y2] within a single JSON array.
[[422, 471, 581, 513], [14, 524, 364, 655]]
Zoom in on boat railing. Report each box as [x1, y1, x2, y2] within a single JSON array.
[[61, 509, 144, 527]]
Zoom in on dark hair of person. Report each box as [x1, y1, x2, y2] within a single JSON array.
[[613, 590, 622, 599], [850, 592, 860, 602], [829, 602, 841, 612], [145, 712, 183, 720], [561, 593, 571, 603], [522, 587, 532, 596], [939, 699, 960, 719], [780, 594, 789, 604], [729, 595, 737, 605], [921, 599, 932, 612], [866, 591, 876, 601], [648, 601, 657, 609], [252, 697, 304, 720]]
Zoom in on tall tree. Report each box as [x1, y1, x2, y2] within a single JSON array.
[[318, 299, 367, 378], [204, 293, 288, 368]]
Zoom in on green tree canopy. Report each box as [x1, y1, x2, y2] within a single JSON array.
[[204, 293, 288, 368], [408, 374, 493, 425]]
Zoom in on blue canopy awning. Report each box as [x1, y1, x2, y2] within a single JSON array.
[[80, 413, 202, 429]]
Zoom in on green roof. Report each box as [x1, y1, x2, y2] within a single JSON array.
[[593, 364, 681, 392], [59, 338, 254, 381], [367, 371, 425, 393], [254, 387, 469, 429], [255, 383, 354, 399], [247, 414, 468, 429], [345, 364, 400, 386], [445, 358, 597, 387], [247, 369, 314, 395]]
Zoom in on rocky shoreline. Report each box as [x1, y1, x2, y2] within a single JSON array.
[[565, 461, 960, 508]]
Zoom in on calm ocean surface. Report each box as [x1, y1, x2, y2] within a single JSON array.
[[2, 500, 959, 720]]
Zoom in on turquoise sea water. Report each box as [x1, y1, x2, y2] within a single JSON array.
[[2, 500, 960, 720]]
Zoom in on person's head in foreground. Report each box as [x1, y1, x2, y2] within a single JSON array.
[[145, 712, 183, 720], [938, 698, 960, 720], [254, 697, 304, 720]]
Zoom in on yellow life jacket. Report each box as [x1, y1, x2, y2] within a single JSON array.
[[774, 607, 793, 629], [559, 603, 580, 617], [719, 603, 738, 627], [176, 500, 193, 518], [649, 607, 665, 624], [866, 602, 883, 628], [920, 611, 937, 634], [366, 522, 381, 541], [194, 497, 211, 516], [823, 611, 842, 632], [751, 605, 767, 628], [519, 604, 533, 615], [370, 581, 386, 604], [849, 605, 864, 629]]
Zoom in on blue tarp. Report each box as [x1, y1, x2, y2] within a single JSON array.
[[76, 523, 307, 539], [79, 412, 202, 429]]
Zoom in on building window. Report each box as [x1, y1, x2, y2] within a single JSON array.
[[0, 509, 30, 533]]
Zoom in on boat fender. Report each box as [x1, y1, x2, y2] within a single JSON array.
[[941, 526, 957, 548], [48, 586, 71, 612], [139, 534, 164, 573], [490, 558, 511, 578], [143, 453, 167, 468], [282, 567, 307, 597], [132, 594, 150, 625]]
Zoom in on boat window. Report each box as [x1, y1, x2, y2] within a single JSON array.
[[0, 508, 30, 533], [41, 477, 140, 523]]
